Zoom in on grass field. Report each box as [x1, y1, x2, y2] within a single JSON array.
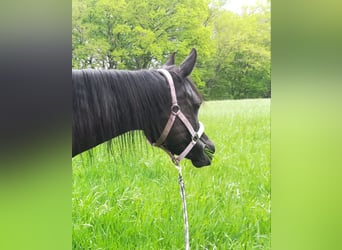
[[72, 99, 270, 249]]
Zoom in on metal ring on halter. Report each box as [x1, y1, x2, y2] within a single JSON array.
[[192, 133, 199, 143], [171, 104, 181, 115]]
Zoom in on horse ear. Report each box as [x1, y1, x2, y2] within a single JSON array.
[[180, 48, 197, 77], [164, 52, 176, 66]]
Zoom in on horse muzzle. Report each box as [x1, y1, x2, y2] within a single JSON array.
[[187, 135, 215, 167]]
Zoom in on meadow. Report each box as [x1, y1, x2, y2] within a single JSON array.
[[72, 99, 270, 249]]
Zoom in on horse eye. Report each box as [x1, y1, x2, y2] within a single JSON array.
[[194, 103, 201, 109]]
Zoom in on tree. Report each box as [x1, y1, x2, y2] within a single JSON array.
[[203, 2, 271, 99], [72, 0, 271, 100], [72, 0, 214, 74]]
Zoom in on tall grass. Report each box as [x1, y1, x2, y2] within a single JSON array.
[[72, 99, 270, 249]]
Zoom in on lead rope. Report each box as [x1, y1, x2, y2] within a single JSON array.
[[174, 163, 190, 250], [154, 69, 205, 249]]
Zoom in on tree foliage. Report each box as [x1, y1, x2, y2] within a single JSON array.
[[72, 0, 270, 100]]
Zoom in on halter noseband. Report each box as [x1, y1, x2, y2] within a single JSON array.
[[152, 69, 205, 165]]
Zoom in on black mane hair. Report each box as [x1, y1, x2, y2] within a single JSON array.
[[72, 69, 171, 156]]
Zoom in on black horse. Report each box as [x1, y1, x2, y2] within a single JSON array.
[[72, 49, 215, 167]]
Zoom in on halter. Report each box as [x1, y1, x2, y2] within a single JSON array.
[[152, 69, 205, 166]]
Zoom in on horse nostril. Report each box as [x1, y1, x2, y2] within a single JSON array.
[[210, 144, 216, 154], [204, 145, 215, 160], [204, 142, 215, 153]]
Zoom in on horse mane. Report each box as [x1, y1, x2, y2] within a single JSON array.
[[72, 69, 171, 156]]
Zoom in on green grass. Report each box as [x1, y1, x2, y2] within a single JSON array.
[[72, 99, 270, 249]]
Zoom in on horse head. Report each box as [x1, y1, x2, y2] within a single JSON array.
[[146, 49, 215, 167]]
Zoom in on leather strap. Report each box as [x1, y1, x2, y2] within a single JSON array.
[[152, 69, 205, 164]]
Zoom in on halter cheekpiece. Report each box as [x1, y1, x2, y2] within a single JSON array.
[[151, 69, 205, 165]]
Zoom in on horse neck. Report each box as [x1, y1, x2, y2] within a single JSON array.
[[72, 69, 169, 156], [107, 70, 168, 137]]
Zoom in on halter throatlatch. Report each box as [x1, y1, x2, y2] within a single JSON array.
[[152, 68, 205, 166]]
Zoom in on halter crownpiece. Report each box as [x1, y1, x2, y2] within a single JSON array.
[[153, 68, 205, 165]]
